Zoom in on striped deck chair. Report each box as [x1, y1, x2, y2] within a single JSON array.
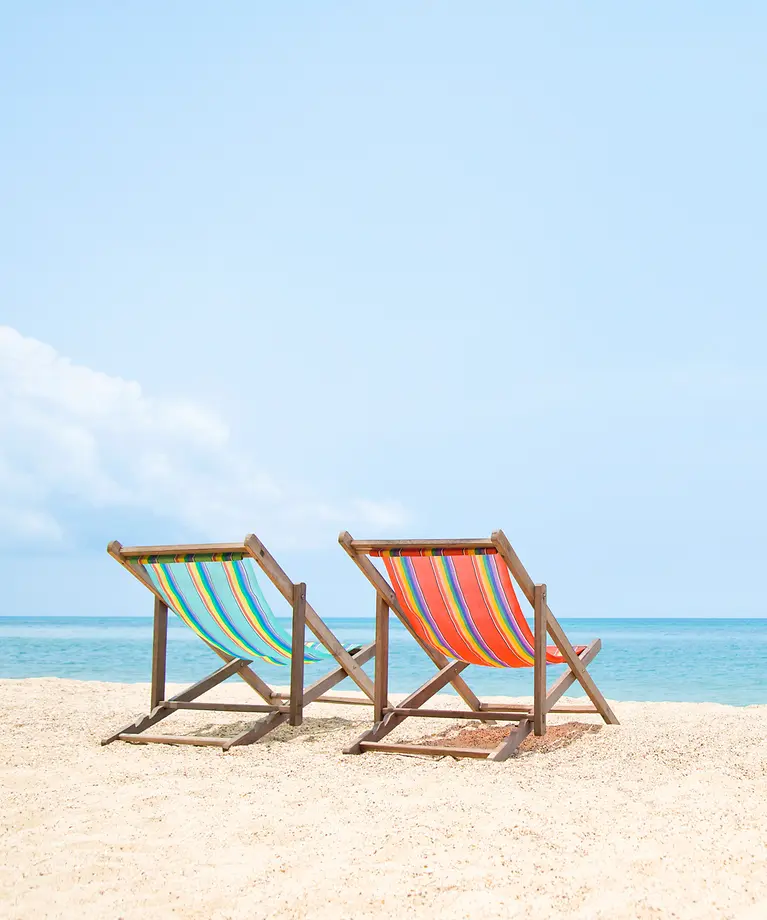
[[102, 534, 377, 750], [339, 530, 618, 762]]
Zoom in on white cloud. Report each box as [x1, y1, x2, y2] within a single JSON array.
[[0, 326, 409, 548]]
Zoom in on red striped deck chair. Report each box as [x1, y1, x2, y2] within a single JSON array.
[[339, 530, 618, 762], [102, 533, 377, 750]]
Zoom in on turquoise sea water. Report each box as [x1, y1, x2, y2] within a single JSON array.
[[1, 617, 765, 706]]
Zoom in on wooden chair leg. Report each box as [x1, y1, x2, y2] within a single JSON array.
[[344, 660, 469, 754], [102, 658, 250, 745], [374, 595, 389, 723], [289, 582, 306, 726], [533, 584, 547, 737], [150, 597, 168, 710], [544, 640, 601, 711], [222, 711, 291, 751], [492, 530, 618, 726], [546, 617, 619, 724], [487, 719, 533, 762]]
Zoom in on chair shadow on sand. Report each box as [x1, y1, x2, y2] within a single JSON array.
[[183, 715, 602, 757], [186, 715, 363, 745]]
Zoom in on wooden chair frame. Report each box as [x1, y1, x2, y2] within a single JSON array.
[[339, 529, 618, 762], [102, 533, 380, 751]]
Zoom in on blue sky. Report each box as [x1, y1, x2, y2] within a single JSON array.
[[1, 3, 765, 618]]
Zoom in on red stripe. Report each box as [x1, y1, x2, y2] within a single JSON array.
[[382, 556, 442, 651], [412, 557, 485, 663], [450, 556, 520, 664]]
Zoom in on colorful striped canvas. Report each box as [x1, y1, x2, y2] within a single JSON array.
[[137, 556, 335, 665], [374, 548, 584, 668]]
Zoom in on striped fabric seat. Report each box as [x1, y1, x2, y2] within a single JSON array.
[[373, 547, 585, 668], [138, 553, 335, 665]]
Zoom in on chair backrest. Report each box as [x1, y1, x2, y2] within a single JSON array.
[[121, 548, 331, 665], [370, 546, 538, 668]]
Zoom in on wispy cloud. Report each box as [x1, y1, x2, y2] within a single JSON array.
[[0, 326, 409, 548]]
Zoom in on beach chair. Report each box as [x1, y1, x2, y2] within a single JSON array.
[[102, 534, 378, 750], [339, 530, 618, 762]]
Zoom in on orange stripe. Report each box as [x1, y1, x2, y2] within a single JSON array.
[[412, 557, 488, 664]]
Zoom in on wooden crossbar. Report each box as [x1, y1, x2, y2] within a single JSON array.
[[356, 720, 535, 762], [360, 742, 493, 759], [349, 538, 495, 553], [339, 529, 618, 763], [118, 542, 247, 557], [384, 708, 528, 721], [164, 702, 286, 713], [313, 695, 374, 706], [118, 734, 229, 747], [479, 702, 599, 714]]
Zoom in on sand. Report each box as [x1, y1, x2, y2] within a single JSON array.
[[2, 679, 766, 920]]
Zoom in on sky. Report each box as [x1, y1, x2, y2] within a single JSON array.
[[1, 3, 766, 619]]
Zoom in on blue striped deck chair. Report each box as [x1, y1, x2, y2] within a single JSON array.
[[102, 534, 378, 750]]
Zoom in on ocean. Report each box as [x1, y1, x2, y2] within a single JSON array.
[[1, 616, 765, 706]]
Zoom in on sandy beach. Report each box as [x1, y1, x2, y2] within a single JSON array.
[[1, 679, 766, 920]]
